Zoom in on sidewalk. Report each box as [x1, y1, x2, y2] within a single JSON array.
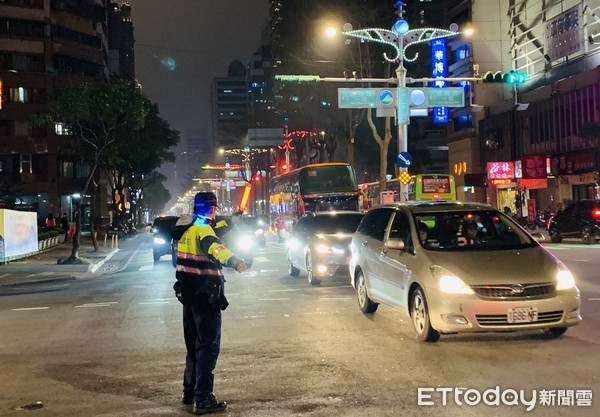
[[0, 236, 119, 287]]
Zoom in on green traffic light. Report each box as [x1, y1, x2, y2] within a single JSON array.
[[503, 70, 527, 85]]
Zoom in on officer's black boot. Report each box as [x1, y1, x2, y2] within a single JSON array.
[[193, 393, 227, 415]]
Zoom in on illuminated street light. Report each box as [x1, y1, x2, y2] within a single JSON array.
[[324, 26, 337, 38]]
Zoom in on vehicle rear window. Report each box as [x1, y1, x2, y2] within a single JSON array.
[[303, 213, 363, 234]]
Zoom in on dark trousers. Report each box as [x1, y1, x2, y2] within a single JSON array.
[[182, 295, 222, 401]]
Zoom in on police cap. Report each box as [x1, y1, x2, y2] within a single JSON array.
[[193, 192, 219, 211]]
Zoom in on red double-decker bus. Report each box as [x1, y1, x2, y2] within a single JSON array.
[[268, 163, 360, 236]]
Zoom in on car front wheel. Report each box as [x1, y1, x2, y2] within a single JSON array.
[[288, 258, 300, 277], [549, 227, 562, 243], [355, 271, 378, 314], [306, 253, 321, 286], [581, 226, 595, 244], [411, 287, 440, 343]]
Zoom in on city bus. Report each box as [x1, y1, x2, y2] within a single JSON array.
[[359, 173, 456, 205], [269, 163, 360, 234], [410, 174, 456, 200]]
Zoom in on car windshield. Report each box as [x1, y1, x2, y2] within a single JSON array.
[[153, 216, 178, 233], [414, 210, 536, 251], [301, 213, 364, 234]]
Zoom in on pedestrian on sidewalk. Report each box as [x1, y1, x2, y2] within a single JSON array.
[[45, 212, 56, 229], [60, 213, 69, 242], [173, 191, 248, 415]]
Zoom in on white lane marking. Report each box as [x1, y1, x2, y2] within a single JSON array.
[[139, 265, 154, 271], [148, 298, 172, 302], [75, 302, 118, 308], [589, 298, 600, 301], [11, 307, 49, 311], [75, 304, 112, 308], [259, 269, 279, 272], [268, 289, 300, 293], [138, 301, 172, 305], [258, 298, 290, 301], [572, 259, 589, 262], [0, 273, 9, 278], [252, 257, 271, 263]]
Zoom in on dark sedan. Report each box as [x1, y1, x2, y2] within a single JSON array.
[[151, 216, 179, 262]]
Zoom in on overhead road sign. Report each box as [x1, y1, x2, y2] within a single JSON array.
[[410, 87, 465, 108], [338, 88, 398, 109]]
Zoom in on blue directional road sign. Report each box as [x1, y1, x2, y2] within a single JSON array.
[[396, 152, 413, 168]]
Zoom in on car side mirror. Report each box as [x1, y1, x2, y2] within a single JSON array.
[[385, 238, 405, 251]]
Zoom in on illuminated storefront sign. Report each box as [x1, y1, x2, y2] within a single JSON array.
[[431, 38, 448, 124], [522, 155, 547, 179], [487, 162, 515, 180], [490, 179, 513, 186]]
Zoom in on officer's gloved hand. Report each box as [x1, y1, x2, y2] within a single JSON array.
[[236, 261, 248, 273]]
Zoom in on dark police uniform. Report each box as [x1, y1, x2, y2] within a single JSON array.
[[175, 214, 244, 408]]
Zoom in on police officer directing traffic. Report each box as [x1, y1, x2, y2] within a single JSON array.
[[174, 191, 248, 415]]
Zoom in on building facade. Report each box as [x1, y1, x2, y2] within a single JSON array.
[[450, 0, 600, 215], [0, 0, 135, 226]]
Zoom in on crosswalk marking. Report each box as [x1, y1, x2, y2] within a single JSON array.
[[139, 265, 154, 271]]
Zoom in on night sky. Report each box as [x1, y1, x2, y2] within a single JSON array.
[[125, 0, 270, 193]]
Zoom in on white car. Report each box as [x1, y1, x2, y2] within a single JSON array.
[[349, 201, 582, 342]]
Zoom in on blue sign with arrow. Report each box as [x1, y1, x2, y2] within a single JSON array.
[[396, 152, 413, 168]]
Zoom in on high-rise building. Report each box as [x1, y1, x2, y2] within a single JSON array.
[[108, 2, 135, 81], [0, 0, 137, 225], [211, 60, 249, 151], [0, 0, 113, 222]]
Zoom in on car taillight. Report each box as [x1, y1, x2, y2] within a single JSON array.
[[592, 209, 600, 218]]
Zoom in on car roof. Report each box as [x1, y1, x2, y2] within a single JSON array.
[[303, 210, 363, 217], [153, 216, 179, 229], [373, 200, 497, 214]]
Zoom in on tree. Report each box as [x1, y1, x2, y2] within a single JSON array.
[[103, 99, 179, 225], [140, 172, 172, 217], [35, 79, 148, 262]]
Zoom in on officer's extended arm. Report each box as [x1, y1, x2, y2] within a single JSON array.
[[198, 225, 246, 271]]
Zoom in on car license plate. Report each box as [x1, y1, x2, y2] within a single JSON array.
[[507, 307, 538, 323]]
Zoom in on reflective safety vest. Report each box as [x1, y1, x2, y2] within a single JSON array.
[[176, 222, 236, 283]]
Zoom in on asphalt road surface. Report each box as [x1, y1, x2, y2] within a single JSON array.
[[0, 234, 598, 416]]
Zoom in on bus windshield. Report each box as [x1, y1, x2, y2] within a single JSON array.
[[299, 164, 358, 194]]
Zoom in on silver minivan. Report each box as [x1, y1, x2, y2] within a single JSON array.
[[349, 201, 581, 342]]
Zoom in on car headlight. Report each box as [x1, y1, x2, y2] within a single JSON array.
[[315, 243, 332, 254], [556, 262, 576, 290], [254, 229, 264, 236], [238, 234, 254, 249], [153, 237, 167, 245], [431, 265, 474, 294]]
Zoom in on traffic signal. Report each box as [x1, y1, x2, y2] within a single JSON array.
[[481, 70, 527, 85], [504, 70, 527, 85], [280, 162, 288, 172], [253, 173, 262, 182]]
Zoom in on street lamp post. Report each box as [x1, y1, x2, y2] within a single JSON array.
[[341, 1, 467, 201]]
